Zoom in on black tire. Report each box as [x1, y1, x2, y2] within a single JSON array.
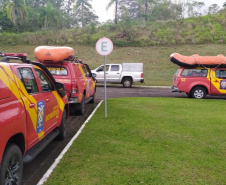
[[57, 110, 66, 140], [76, 95, 85, 115], [0, 144, 23, 185], [191, 87, 206, 99], [122, 77, 132, 88], [89, 90, 95, 104], [186, 92, 192, 98]]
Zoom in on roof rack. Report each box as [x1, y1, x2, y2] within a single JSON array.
[[0, 52, 30, 63], [62, 55, 83, 64]]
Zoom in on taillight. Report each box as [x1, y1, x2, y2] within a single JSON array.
[[72, 83, 78, 94], [176, 78, 180, 85], [141, 73, 143, 78]]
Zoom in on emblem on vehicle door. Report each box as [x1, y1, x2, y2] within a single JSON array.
[[37, 101, 45, 134], [220, 80, 226, 89]]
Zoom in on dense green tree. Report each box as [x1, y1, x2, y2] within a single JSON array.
[[138, 0, 155, 21], [2, 0, 26, 27], [208, 4, 220, 14]]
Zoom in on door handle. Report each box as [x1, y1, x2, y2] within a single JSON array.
[[29, 103, 35, 108], [46, 98, 50, 102]]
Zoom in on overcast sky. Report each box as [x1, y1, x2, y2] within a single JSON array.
[[91, 0, 226, 23]]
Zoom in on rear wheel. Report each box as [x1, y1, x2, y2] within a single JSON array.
[[0, 144, 23, 185], [57, 110, 66, 140], [76, 95, 85, 115], [191, 87, 206, 99], [89, 90, 95, 104], [186, 92, 192, 98], [122, 77, 132, 88]]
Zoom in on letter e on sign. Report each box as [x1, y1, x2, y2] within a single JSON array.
[[96, 37, 113, 56]]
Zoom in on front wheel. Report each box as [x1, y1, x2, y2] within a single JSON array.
[[191, 87, 206, 99], [0, 144, 23, 185], [122, 77, 132, 88]]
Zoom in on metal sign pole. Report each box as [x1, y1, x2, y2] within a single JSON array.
[[104, 55, 107, 118], [96, 37, 113, 118]]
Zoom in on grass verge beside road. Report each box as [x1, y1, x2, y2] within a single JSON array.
[[44, 97, 226, 185]]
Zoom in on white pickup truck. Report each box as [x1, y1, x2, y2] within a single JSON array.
[[91, 63, 144, 87]]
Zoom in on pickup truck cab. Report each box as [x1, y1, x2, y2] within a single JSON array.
[[0, 53, 69, 184], [40, 60, 96, 115], [35, 46, 96, 115], [91, 63, 144, 88], [172, 67, 226, 98]]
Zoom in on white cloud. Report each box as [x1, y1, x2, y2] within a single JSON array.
[[92, 0, 114, 23]]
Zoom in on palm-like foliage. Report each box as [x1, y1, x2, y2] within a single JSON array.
[[75, 0, 92, 28], [106, 0, 118, 24]]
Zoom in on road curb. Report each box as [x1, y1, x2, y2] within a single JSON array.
[[96, 84, 171, 89], [37, 101, 103, 185]]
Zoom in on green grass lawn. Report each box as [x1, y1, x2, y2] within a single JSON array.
[[1, 44, 225, 86], [44, 97, 226, 185]]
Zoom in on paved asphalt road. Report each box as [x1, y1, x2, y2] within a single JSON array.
[[22, 86, 223, 185]]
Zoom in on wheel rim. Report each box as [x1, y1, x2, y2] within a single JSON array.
[[194, 89, 204, 98], [124, 80, 131, 87], [5, 156, 20, 185]]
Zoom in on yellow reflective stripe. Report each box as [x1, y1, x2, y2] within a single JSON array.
[[15, 75, 38, 129], [38, 131, 45, 140], [210, 69, 226, 93], [52, 91, 65, 112], [1, 65, 22, 101], [78, 64, 87, 80], [1, 64, 39, 132]]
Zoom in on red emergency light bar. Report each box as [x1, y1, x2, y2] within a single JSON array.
[[3, 53, 28, 57]]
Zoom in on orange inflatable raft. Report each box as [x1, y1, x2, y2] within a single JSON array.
[[34, 46, 75, 62], [170, 53, 226, 67]]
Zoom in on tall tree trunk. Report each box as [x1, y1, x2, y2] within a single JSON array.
[[82, 2, 84, 28], [144, 0, 148, 21], [115, 0, 118, 24]]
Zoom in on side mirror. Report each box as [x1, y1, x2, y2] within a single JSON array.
[[55, 82, 65, 90], [92, 73, 97, 78], [55, 82, 66, 98]]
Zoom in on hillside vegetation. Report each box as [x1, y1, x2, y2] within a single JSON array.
[[1, 44, 225, 86], [1, 12, 226, 86], [0, 12, 226, 47]]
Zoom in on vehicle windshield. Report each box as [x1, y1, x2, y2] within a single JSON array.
[[47, 67, 68, 76]]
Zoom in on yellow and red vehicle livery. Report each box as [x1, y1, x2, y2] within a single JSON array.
[[0, 54, 68, 184], [172, 67, 226, 98], [39, 59, 96, 115]]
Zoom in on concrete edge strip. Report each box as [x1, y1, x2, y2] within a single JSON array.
[[37, 100, 104, 185]]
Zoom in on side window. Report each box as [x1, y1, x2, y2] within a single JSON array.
[[84, 65, 92, 77], [111, 65, 119, 71], [17, 67, 39, 94], [97, 65, 109, 72], [181, 69, 207, 77], [35, 69, 54, 92], [82, 66, 88, 77], [216, 70, 226, 79]]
